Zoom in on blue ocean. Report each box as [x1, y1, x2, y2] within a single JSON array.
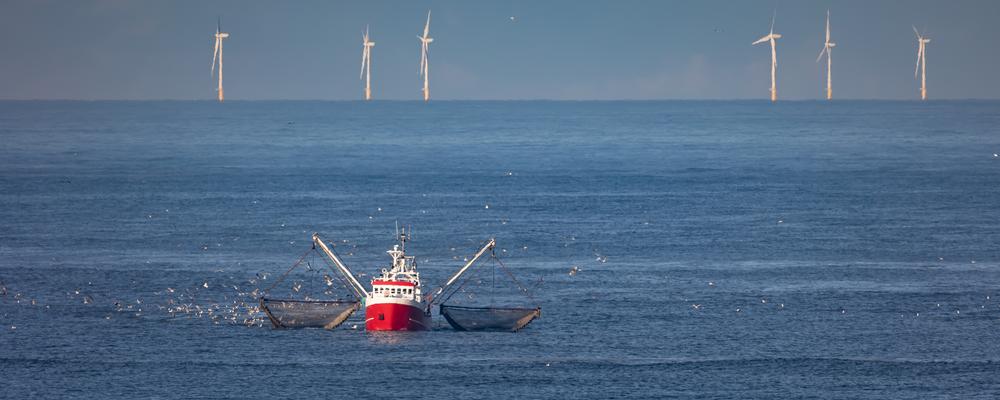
[[2, 100, 1000, 398]]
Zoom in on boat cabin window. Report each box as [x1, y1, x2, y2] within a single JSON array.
[[371, 286, 415, 296]]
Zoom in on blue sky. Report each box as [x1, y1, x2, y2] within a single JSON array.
[[1, 0, 997, 100]]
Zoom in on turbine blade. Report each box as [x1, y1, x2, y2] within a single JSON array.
[[769, 10, 775, 34], [915, 44, 922, 78], [420, 49, 426, 76], [211, 39, 219, 76], [816, 47, 826, 63], [826, 10, 831, 42], [424, 10, 431, 38], [753, 35, 770, 45], [913, 25, 921, 39]]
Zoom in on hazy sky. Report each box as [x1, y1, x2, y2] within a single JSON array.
[[1, 0, 998, 100]]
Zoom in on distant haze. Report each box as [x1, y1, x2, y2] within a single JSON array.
[[1, 0, 998, 100]]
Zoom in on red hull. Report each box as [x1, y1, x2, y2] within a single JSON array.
[[365, 302, 430, 331]]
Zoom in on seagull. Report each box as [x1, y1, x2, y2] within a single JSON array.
[[568, 266, 580, 276], [509, 16, 516, 22], [691, 304, 702, 310], [202, 282, 209, 289]]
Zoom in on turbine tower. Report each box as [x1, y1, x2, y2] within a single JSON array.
[[360, 25, 375, 101], [418, 11, 433, 101], [752, 13, 782, 102], [816, 10, 836, 100], [211, 18, 230, 103], [913, 26, 931, 101]]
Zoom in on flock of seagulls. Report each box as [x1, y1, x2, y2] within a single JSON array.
[[2, 256, 999, 333]]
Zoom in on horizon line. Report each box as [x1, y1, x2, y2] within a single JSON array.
[[2, 98, 999, 102]]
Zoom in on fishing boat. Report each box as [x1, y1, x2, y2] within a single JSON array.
[[312, 230, 431, 331], [296, 229, 539, 332], [362, 234, 431, 331]]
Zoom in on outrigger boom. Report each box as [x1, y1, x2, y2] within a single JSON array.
[[426, 238, 496, 308], [312, 233, 368, 299]]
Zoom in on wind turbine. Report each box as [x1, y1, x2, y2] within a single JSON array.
[[211, 18, 230, 102], [816, 10, 836, 100], [418, 11, 433, 101], [360, 25, 375, 101], [752, 13, 782, 102], [913, 26, 931, 100]]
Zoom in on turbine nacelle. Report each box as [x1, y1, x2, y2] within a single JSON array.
[[216, 33, 229, 38]]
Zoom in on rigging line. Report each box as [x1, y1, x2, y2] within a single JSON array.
[[440, 257, 485, 305], [316, 249, 361, 300], [264, 247, 315, 294], [494, 256, 534, 301]]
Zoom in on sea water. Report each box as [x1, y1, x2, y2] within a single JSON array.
[[2, 100, 1000, 398]]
